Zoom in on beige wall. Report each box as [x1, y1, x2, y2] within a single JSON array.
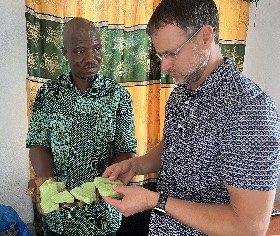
[[243, 0, 280, 202], [0, 0, 33, 223]]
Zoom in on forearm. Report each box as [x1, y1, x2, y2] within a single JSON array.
[[147, 186, 275, 236], [136, 140, 163, 175], [29, 145, 54, 177], [110, 152, 135, 165], [164, 198, 268, 236]]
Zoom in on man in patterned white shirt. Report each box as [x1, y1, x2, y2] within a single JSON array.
[[102, 0, 280, 235]]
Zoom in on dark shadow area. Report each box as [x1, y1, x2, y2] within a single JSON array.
[[117, 210, 151, 236]]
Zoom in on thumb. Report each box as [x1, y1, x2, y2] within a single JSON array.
[[112, 184, 127, 195]]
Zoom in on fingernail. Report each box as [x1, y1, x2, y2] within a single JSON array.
[[25, 188, 35, 195]]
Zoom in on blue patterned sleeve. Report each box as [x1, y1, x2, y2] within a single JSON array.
[[26, 84, 51, 148], [221, 96, 280, 191], [113, 86, 137, 154]]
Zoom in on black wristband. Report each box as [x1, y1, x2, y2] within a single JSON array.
[[153, 192, 168, 214]]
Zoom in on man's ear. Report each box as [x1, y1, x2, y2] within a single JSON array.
[[201, 25, 215, 47]]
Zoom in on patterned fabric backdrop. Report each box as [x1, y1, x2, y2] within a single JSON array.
[[25, 0, 250, 233]]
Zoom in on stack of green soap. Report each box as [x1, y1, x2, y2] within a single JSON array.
[[39, 178, 124, 213], [70, 181, 96, 204], [39, 179, 71, 214], [40, 180, 60, 202], [94, 177, 124, 199], [39, 180, 60, 213]]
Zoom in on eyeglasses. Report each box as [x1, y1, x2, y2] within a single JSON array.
[[156, 26, 203, 61]]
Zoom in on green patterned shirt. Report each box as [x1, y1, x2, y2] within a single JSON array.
[[26, 72, 137, 235]]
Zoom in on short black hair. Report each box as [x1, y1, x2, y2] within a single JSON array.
[[147, 0, 219, 44]]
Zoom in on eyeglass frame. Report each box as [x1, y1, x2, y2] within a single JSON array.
[[156, 26, 203, 60]]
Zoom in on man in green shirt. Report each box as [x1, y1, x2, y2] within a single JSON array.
[[26, 18, 137, 236]]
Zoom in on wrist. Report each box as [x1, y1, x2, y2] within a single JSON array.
[[149, 191, 160, 209], [133, 157, 142, 175], [153, 192, 168, 214]]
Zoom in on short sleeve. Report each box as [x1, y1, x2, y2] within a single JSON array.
[[26, 84, 51, 148], [221, 96, 280, 191], [113, 86, 137, 154]]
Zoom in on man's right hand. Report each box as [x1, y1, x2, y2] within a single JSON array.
[[27, 177, 56, 215], [102, 159, 138, 185]]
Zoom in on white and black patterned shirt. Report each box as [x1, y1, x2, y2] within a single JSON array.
[[149, 58, 280, 235]]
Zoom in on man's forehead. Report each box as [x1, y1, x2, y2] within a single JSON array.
[[63, 19, 99, 40], [65, 28, 100, 44]]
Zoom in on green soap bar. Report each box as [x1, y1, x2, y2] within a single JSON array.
[[97, 183, 123, 199], [54, 182, 65, 192], [51, 190, 74, 204], [40, 182, 59, 202], [70, 187, 96, 204], [40, 199, 59, 214], [81, 182, 96, 192], [94, 177, 123, 187], [40, 179, 65, 191]]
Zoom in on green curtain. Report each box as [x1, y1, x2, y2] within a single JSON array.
[[26, 12, 162, 83]]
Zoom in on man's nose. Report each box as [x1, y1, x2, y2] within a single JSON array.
[[85, 50, 100, 61], [160, 57, 173, 72]]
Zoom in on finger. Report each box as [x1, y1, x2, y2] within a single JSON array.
[[35, 194, 41, 207], [111, 184, 127, 195], [25, 187, 35, 195], [102, 196, 122, 211], [95, 190, 101, 203], [34, 177, 49, 186], [95, 196, 100, 204], [26, 179, 37, 195], [102, 167, 115, 178], [61, 202, 77, 208], [60, 201, 86, 208], [118, 177, 131, 185], [103, 165, 124, 180], [36, 202, 45, 215], [77, 201, 86, 206], [28, 179, 36, 189]]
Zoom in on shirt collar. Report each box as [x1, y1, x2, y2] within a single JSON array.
[[201, 57, 235, 93], [62, 72, 104, 96], [179, 57, 235, 96]]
